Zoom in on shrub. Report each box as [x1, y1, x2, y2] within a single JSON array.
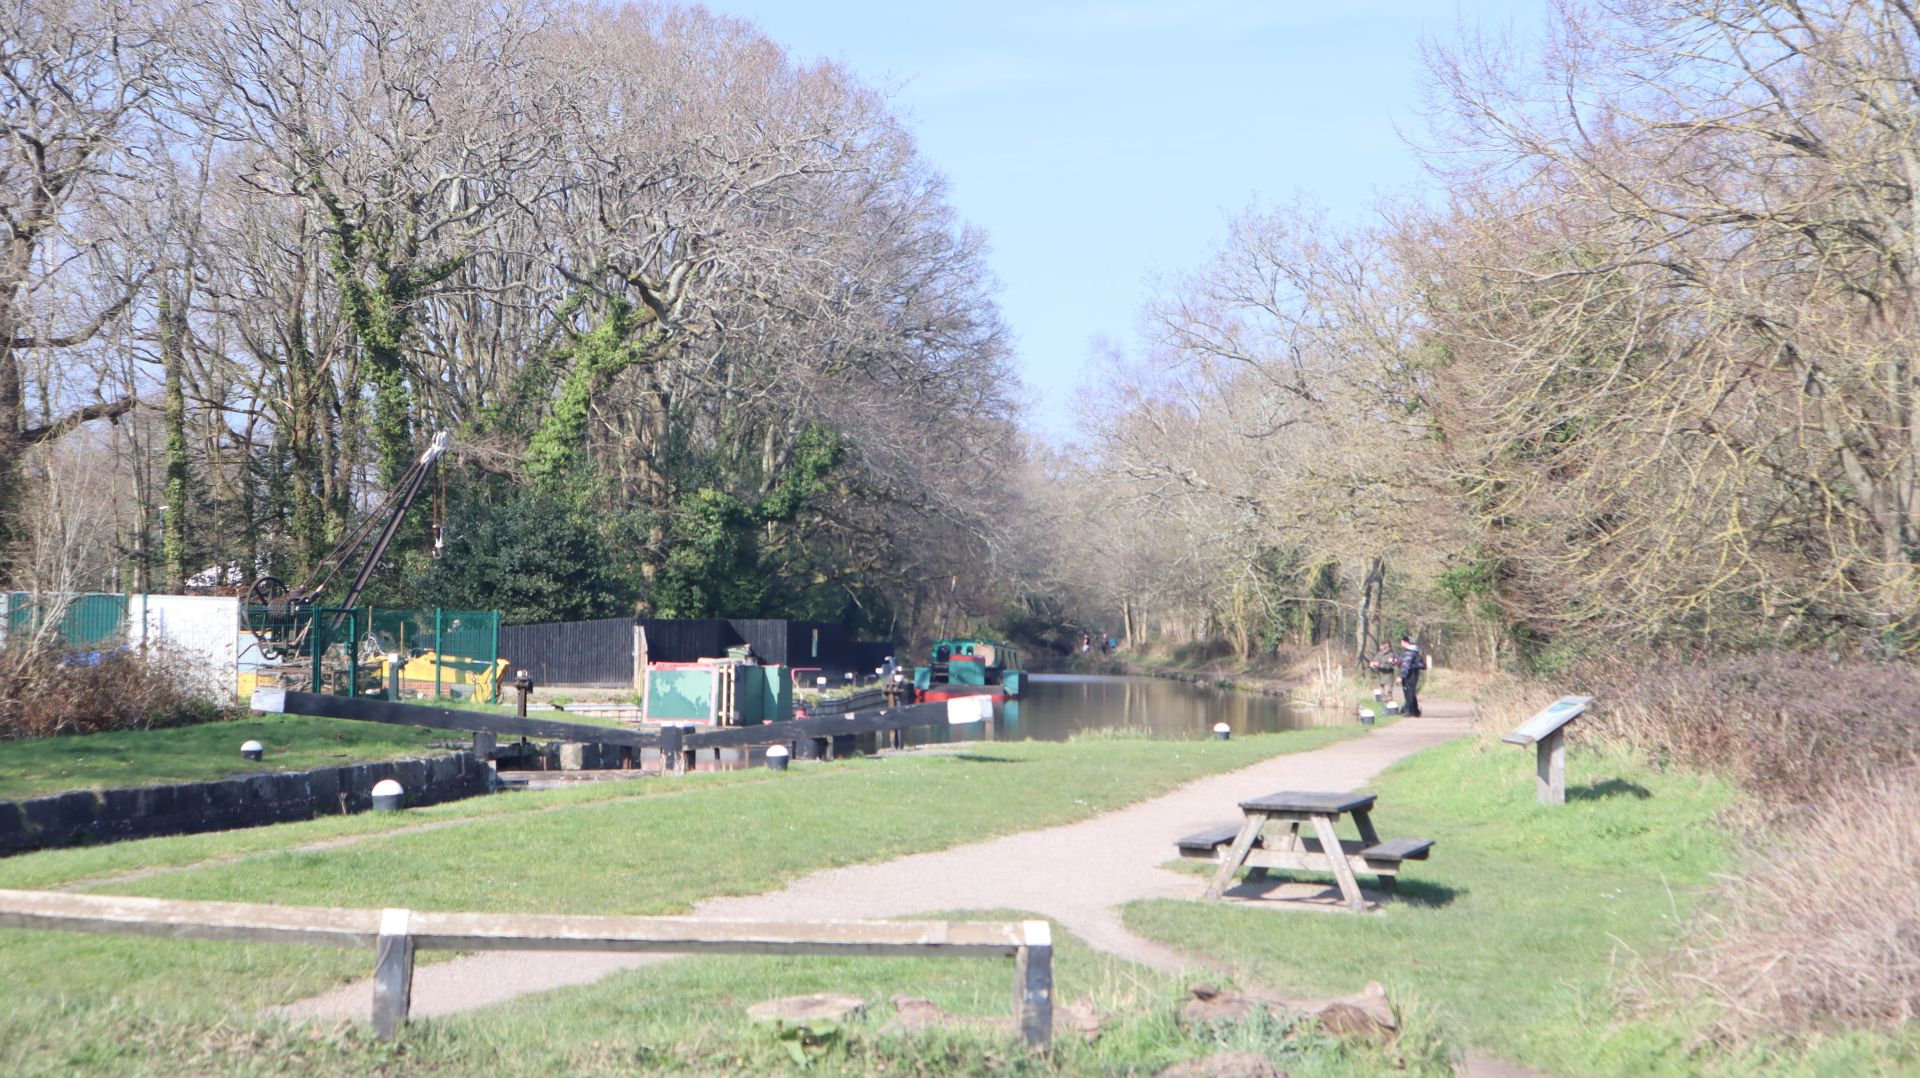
[[0, 643, 230, 739], [1668, 769, 1920, 1041], [1587, 652, 1920, 812]]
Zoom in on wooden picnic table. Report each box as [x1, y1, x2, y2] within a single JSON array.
[[1179, 789, 1433, 911]]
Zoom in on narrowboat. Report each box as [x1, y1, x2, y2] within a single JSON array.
[[914, 638, 1024, 702]]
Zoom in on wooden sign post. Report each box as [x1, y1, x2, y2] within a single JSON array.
[[1501, 695, 1592, 805]]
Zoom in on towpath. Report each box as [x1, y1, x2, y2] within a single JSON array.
[[284, 704, 1473, 1020]]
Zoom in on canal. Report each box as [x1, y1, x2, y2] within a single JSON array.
[[919, 673, 1343, 744]]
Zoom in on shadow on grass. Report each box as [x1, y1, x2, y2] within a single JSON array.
[[1568, 778, 1653, 801], [1221, 871, 1465, 909], [950, 753, 1023, 764]]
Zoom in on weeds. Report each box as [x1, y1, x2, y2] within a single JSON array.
[[1660, 767, 1920, 1043], [0, 642, 231, 740]]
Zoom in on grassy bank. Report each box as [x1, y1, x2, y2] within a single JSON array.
[[1124, 737, 1918, 1075], [0, 725, 1374, 1075], [0, 694, 662, 803], [0, 714, 457, 801]]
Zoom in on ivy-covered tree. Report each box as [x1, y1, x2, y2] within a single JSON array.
[[398, 490, 626, 625]]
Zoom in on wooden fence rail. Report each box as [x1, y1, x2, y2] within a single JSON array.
[[0, 889, 1053, 1048]]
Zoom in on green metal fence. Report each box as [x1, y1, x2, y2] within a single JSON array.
[[362, 607, 501, 702], [5, 593, 129, 650], [241, 605, 500, 700]]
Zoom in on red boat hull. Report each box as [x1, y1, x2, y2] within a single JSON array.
[[917, 686, 1007, 704]]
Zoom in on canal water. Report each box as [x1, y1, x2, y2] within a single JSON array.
[[918, 673, 1341, 745]]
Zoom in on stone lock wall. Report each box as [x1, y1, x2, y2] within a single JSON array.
[[0, 751, 492, 856]]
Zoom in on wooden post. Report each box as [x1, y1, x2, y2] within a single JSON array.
[[659, 724, 684, 773], [1013, 920, 1052, 1050], [472, 729, 495, 761], [1537, 728, 1566, 805], [633, 624, 647, 692], [1310, 814, 1367, 911], [371, 907, 414, 1040], [1204, 815, 1265, 900]]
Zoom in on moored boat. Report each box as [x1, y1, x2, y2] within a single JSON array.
[[913, 638, 1024, 702]]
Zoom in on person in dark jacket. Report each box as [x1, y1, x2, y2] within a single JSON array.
[[1397, 636, 1424, 717]]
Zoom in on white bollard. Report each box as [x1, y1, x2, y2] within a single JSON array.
[[1212, 722, 1231, 741], [240, 739, 264, 762], [371, 778, 405, 813], [766, 744, 790, 772]]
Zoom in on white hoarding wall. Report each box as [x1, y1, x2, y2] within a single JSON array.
[[129, 595, 241, 701]]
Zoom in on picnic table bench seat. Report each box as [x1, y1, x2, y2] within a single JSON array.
[[1178, 825, 1433, 865]]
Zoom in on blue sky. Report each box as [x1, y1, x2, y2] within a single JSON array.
[[703, 1, 1546, 440]]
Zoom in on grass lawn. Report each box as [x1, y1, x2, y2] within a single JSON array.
[[0, 724, 1396, 1076], [0, 694, 660, 803], [1124, 738, 1919, 1076], [0, 714, 461, 801]]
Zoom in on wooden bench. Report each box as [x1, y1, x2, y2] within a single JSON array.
[[1183, 790, 1434, 910], [0, 888, 1054, 1049]]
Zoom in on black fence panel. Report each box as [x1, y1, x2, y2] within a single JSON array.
[[636, 619, 734, 664], [728, 619, 791, 666], [500, 615, 898, 688], [500, 617, 633, 687], [852, 639, 896, 678]]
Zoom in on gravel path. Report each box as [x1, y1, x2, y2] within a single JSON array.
[[282, 705, 1473, 1022]]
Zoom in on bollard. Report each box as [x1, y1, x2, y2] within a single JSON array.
[[1357, 707, 1376, 726], [240, 739, 265, 762], [371, 778, 405, 813], [1212, 723, 1230, 741], [513, 670, 534, 718], [766, 744, 790, 772]]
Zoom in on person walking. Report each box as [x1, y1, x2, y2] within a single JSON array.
[[1396, 635, 1425, 717]]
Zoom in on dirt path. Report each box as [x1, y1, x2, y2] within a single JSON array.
[[283, 705, 1473, 1021]]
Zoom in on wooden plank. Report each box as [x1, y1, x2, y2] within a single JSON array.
[[1014, 920, 1053, 1050], [1174, 824, 1248, 853], [1238, 848, 1405, 877], [1238, 790, 1376, 815], [1204, 814, 1267, 900], [1357, 838, 1434, 862], [1351, 808, 1382, 847], [405, 912, 1025, 956], [258, 689, 660, 750], [0, 888, 379, 947], [1310, 814, 1368, 911], [371, 908, 413, 1040]]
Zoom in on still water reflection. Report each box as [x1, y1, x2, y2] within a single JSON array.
[[919, 673, 1342, 744]]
